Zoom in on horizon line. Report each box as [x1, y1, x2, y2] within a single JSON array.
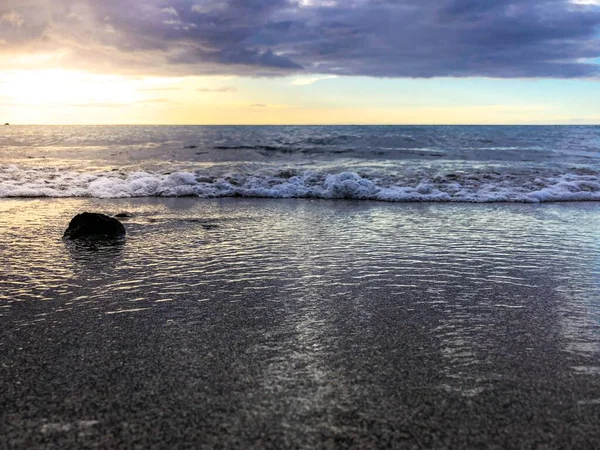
[[3, 123, 600, 127]]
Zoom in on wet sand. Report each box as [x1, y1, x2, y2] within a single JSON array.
[[1, 198, 600, 449]]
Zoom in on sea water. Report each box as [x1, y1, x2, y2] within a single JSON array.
[[1, 125, 600, 201], [2, 126, 600, 446]]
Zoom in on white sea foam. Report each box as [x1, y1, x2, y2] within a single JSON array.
[[2, 125, 600, 202], [2, 164, 600, 202]]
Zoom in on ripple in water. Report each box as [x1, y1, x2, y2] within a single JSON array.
[[1, 197, 600, 447]]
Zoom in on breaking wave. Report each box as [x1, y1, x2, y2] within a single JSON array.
[[2, 164, 600, 203]]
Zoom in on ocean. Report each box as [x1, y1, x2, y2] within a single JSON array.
[[2, 125, 600, 201], [2, 126, 600, 448]]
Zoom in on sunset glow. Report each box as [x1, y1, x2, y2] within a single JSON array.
[[0, 70, 141, 107], [0, 0, 599, 124]]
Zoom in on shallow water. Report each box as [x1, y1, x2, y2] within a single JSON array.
[[1, 198, 600, 448]]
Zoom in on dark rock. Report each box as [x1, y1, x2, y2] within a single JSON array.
[[114, 212, 134, 218], [184, 145, 198, 149], [63, 213, 126, 239]]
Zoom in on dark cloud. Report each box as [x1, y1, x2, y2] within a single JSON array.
[[0, 0, 599, 78]]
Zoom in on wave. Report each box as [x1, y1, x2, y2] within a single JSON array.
[[2, 165, 600, 202], [213, 144, 357, 155], [214, 145, 298, 153]]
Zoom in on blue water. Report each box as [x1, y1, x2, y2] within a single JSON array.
[[1, 125, 600, 201]]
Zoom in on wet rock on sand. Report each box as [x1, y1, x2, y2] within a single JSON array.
[[63, 212, 126, 239]]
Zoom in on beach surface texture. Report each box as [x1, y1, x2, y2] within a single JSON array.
[[1, 125, 600, 448], [2, 197, 600, 448]]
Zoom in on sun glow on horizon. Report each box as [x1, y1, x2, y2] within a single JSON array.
[[0, 69, 246, 124], [0, 69, 145, 107], [1, 69, 599, 125]]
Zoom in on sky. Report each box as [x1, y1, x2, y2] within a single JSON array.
[[0, 0, 599, 125]]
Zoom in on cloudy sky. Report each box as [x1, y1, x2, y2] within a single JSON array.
[[1, 0, 599, 124]]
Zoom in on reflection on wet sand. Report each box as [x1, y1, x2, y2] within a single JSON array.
[[1, 198, 600, 448]]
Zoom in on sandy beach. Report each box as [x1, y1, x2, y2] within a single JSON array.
[[1, 198, 600, 449]]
